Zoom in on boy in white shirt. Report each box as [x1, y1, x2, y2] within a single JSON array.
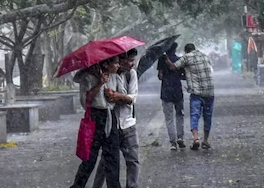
[[93, 48, 139, 188]]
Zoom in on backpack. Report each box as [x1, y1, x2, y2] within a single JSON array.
[[125, 70, 135, 118]]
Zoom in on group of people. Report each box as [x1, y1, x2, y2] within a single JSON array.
[[70, 42, 215, 188], [70, 49, 140, 188], [158, 43, 214, 151]]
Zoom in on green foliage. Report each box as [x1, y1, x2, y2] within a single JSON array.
[[1, 0, 264, 92], [0, 0, 263, 62], [0, 0, 40, 9]]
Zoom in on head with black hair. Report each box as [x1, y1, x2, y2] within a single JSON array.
[[73, 55, 120, 82], [99, 56, 120, 74], [119, 48, 138, 59], [166, 42, 178, 55], [184, 43, 196, 53], [118, 48, 138, 72]]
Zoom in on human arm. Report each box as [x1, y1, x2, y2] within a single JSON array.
[[80, 73, 108, 109], [105, 70, 138, 105], [158, 70, 163, 80], [104, 88, 132, 104], [157, 56, 165, 80], [166, 55, 186, 70], [126, 69, 138, 104]]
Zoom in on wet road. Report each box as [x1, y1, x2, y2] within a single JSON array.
[[1, 71, 264, 188], [138, 71, 264, 188]]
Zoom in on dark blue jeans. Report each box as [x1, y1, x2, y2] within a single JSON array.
[[190, 94, 214, 132]]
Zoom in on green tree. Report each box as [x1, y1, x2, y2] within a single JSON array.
[[1, 0, 260, 95], [0, 0, 78, 95]]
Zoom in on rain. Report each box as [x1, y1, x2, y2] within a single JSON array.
[[0, 0, 264, 188]]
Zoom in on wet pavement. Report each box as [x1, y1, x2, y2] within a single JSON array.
[[1, 71, 264, 188], [139, 71, 264, 188]]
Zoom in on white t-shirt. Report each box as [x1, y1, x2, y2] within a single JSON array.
[[115, 69, 138, 129]]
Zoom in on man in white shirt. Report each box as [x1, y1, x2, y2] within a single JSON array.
[[92, 48, 139, 188]]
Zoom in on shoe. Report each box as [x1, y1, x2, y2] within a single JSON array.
[[170, 142, 177, 151], [190, 139, 200, 150], [201, 141, 211, 149], [177, 139, 186, 149]]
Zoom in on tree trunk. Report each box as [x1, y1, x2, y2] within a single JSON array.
[[18, 38, 44, 95], [19, 65, 29, 95], [44, 31, 54, 86], [4, 84, 16, 104], [4, 53, 16, 104], [4, 53, 15, 84], [51, 20, 69, 87], [32, 39, 45, 93], [20, 53, 44, 95]]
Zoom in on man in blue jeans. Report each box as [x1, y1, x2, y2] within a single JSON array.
[[166, 43, 214, 150]]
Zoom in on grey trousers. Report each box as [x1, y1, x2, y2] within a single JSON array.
[[162, 100, 184, 143], [92, 125, 140, 188]]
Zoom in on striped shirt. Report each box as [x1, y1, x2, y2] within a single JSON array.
[[174, 50, 214, 97]]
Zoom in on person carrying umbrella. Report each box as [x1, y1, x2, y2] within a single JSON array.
[[166, 43, 214, 150], [52, 36, 145, 188], [157, 42, 186, 150], [70, 56, 121, 188], [92, 48, 140, 188]]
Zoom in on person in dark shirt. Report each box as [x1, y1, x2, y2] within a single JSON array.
[[157, 42, 186, 150]]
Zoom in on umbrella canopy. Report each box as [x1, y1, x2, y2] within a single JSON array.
[[137, 35, 180, 79], [53, 36, 145, 78]]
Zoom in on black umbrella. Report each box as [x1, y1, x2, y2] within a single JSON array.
[[136, 35, 180, 79]]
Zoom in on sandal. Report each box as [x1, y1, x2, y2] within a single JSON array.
[[190, 139, 200, 150], [201, 142, 211, 149]]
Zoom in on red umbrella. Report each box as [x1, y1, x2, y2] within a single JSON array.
[[53, 36, 146, 78]]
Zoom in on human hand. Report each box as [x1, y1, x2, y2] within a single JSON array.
[[165, 55, 171, 64], [104, 88, 114, 97], [100, 72, 109, 84], [104, 88, 118, 102], [105, 88, 120, 102], [158, 72, 163, 80]]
